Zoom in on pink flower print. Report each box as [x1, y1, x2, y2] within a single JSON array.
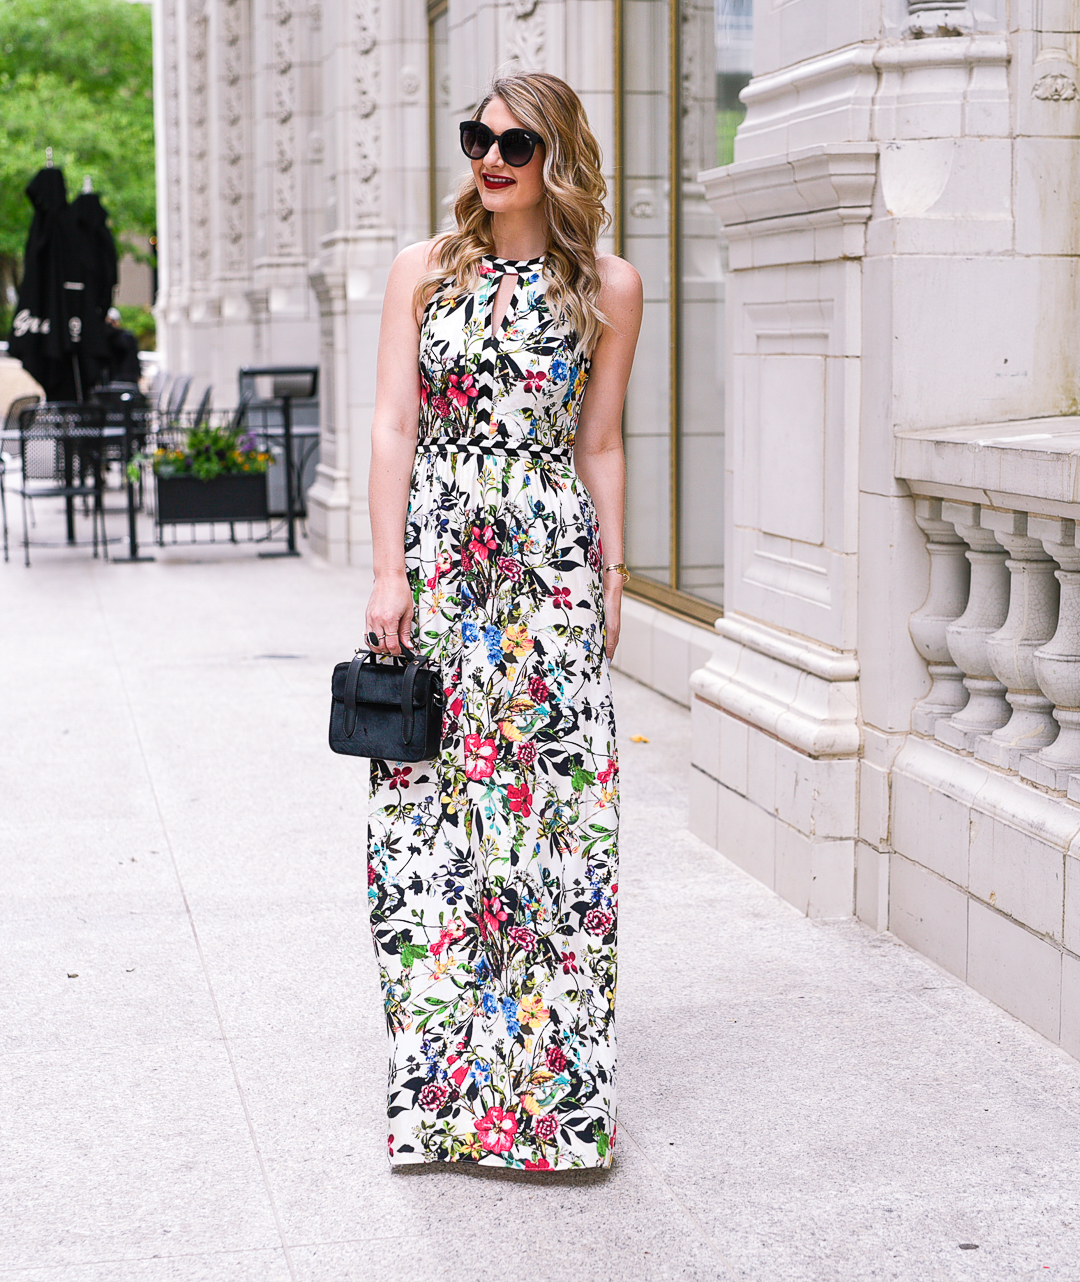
[[560, 950, 578, 975], [468, 524, 497, 561], [597, 757, 617, 785], [461, 549, 474, 572], [496, 556, 523, 581], [587, 544, 602, 571], [524, 1157, 551, 1170], [447, 372, 478, 408], [552, 585, 571, 609], [528, 676, 550, 703], [516, 741, 537, 766], [584, 908, 614, 936], [545, 1045, 567, 1073], [507, 926, 536, 950], [479, 894, 509, 939], [464, 733, 497, 781], [523, 368, 547, 393], [388, 766, 412, 789], [431, 918, 466, 956], [418, 1082, 449, 1112], [533, 1114, 558, 1143], [432, 394, 452, 418], [476, 1106, 518, 1154], [508, 782, 533, 818]]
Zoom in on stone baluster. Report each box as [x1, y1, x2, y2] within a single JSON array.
[[974, 509, 1060, 769], [936, 502, 1011, 752], [909, 497, 971, 735], [1021, 517, 1080, 791]]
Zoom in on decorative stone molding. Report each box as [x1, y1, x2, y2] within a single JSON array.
[[699, 143, 878, 269], [1023, 519, 1080, 791], [690, 613, 861, 759], [507, 0, 545, 71], [162, 0, 183, 292], [270, 0, 298, 254], [352, 0, 380, 228], [909, 497, 971, 735], [221, 0, 249, 272], [976, 509, 1060, 769], [188, 4, 211, 281], [905, 2, 974, 40], [1033, 73, 1078, 101], [937, 503, 1011, 752]]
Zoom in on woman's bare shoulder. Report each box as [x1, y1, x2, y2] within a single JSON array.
[[594, 253, 642, 320], [595, 253, 642, 303], [390, 238, 446, 286]]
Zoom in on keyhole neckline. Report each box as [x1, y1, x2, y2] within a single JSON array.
[[480, 253, 546, 276]]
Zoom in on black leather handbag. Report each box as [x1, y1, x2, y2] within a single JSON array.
[[329, 649, 443, 762]]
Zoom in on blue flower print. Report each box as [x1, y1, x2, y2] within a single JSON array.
[[501, 996, 521, 1038], [462, 620, 478, 645], [482, 992, 498, 1017], [470, 1061, 491, 1084], [484, 624, 503, 666], [550, 357, 568, 383]]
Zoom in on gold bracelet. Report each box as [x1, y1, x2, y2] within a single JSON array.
[[604, 562, 630, 583]]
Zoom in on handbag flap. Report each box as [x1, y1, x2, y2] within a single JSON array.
[[330, 659, 434, 708]]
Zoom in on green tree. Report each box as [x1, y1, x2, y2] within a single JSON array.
[[0, 0, 155, 329]]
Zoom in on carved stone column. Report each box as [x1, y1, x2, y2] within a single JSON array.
[[909, 497, 971, 735], [936, 502, 1011, 751], [1021, 518, 1080, 791], [975, 509, 1060, 769]]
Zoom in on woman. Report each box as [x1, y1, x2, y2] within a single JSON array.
[[364, 70, 642, 1170]]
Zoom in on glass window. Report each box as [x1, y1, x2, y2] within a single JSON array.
[[616, 0, 753, 623]]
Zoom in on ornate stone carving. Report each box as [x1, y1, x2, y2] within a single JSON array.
[[271, 0, 298, 254], [1033, 73, 1079, 101], [188, 4, 211, 280], [221, 0, 249, 271], [400, 65, 421, 98], [162, 0, 183, 287], [352, 0, 381, 228], [507, 0, 544, 70], [905, 1, 973, 38]]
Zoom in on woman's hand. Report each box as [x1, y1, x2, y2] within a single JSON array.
[[365, 571, 414, 655], [604, 577, 622, 660]]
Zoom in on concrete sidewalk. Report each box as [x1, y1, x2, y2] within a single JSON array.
[[4, 525, 1080, 1282]]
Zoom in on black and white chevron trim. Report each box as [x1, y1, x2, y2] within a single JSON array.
[[421, 437, 571, 463]]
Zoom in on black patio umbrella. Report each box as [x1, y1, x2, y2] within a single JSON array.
[[70, 189, 118, 381], [8, 167, 111, 401]]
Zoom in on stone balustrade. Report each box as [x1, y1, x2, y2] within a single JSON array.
[[898, 417, 1080, 799]]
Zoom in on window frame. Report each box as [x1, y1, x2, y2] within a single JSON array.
[[613, 0, 726, 629]]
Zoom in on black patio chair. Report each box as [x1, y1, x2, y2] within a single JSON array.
[[192, 385, 213, 429], [166, 375, 192, 427], [13, 402, 110, 567], [1, 394, 41, 563]]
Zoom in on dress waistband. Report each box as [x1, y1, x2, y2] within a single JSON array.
[[419, 437, 572, 462]]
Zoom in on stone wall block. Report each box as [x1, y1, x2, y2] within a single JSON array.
[[909, 496, 972, 735], [937, 504, 1011, 750], [976, 510, 1061, 769]]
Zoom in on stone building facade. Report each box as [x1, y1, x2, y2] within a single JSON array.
[[153, 0, 1080, 1059]]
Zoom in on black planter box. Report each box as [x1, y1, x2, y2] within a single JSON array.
[[156, 473, 269, 524]]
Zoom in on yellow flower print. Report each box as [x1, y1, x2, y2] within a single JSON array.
[[503, 624, 534, 658], [499, 720, 524, 742], [520, 992, 549, 1026]]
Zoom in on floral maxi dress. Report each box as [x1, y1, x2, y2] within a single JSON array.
[[367, 253, 619, 1169]]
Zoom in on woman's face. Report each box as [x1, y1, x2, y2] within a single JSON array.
[[471, 97, 546, 215]]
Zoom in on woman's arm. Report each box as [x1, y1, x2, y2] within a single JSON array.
[[365, 241, 437, 656], [573, 254, 643, 659]]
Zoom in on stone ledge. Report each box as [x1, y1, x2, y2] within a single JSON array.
[[896, 415, 1080, 515]]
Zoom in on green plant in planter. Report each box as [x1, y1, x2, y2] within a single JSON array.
[[129, 425, 272, 483]]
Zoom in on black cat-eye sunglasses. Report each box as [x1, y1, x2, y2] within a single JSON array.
[[459, 120, 544, 168]]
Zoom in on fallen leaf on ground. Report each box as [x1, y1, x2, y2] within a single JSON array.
[[629, 734, 649, 743]]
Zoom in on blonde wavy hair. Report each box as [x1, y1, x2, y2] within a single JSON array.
[[413, 71, 610, 355]]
